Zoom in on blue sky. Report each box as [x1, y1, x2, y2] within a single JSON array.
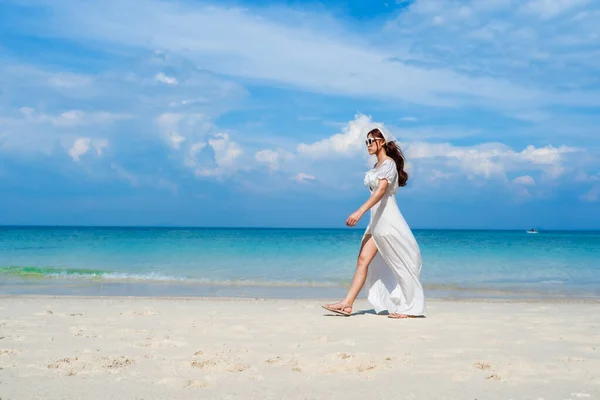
[[1, 0, 599, 229]]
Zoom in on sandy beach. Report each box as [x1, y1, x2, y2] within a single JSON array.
[[1, 296, 599, 400]]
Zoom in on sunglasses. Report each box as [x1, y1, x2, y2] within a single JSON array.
[[365, 138, 382, 146]]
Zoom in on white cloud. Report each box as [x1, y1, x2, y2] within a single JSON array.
[[0, 51, 245, 158], [68, 137, 108, 161], [294, 173, 316, 183], [19, 107, 129, 127], [55, 110, 129, 127], [297, 113, 385, 158], [387, 0, 600, 108], [2, 2, 599, 202], [168, 132, 186, 149], [184, 133, 244, 177], [428, 169, 454, 181], [156, 112, 216, 150], [291, 114, 589, 192], [46, 72, 94, 89], [54, 110, 83, 126], [19, 0, 592, 110], [255, 148, 294, 171], [156, 113, 186, 149], [209, 133, 242, 170], [519, 145, 575, 165], [1, 107, 123, 157], [92, 139, 109, 156], [184, 142, 207, 168], [19, 107, 35, 119], [405, 141, 579, 180], [155, 72, 178, 85], [521, 0, 591, 19], [513, 175, 536, 186], [153, 109, 246, 178], [68, 138, 91, 161]]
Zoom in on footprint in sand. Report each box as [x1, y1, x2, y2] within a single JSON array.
[[48, 357, 84, 376], [191, 350, 250, 373], [226, 364, 250, 372], [485, 373, 501, 381], [191, 359, 219, 369], [474, 361, 492, 370], [356, 363, 377, 372], [264, 356, 301, 371], [473, 361, 501, 380], [101, 356, 135, 371], [69, 326, 97, 339], [48, 357, 79, 369], [70, 327, 85, 337], [191, 358, 249, 373]]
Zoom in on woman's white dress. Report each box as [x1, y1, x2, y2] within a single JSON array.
[[362, 159, 425, 316]]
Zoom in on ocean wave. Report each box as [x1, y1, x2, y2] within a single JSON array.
[[0, 266, 346, 288], [1, 266, 109, 278]]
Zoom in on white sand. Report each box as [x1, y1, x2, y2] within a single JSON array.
[[1, 296, 599, 400]]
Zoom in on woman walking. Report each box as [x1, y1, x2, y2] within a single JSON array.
[[322, 128, 425, 318]]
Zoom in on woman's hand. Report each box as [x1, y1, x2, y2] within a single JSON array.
[[346, 210, 364, 227]]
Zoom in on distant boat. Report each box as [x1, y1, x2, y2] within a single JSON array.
[[526, 229, 539, 234]]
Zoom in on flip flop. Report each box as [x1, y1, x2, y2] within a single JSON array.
[[322, 304, 352, 316]]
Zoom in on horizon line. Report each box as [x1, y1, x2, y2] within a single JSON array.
[[1, 224, 598, 232]]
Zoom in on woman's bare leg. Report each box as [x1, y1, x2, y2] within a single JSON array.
[[322, 235, 378, 315]]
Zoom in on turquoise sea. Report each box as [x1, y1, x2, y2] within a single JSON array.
[[1, 226, 599, 299]]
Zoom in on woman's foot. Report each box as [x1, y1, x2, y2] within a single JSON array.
[[388, 313, 422, 319], [322, 302, 353, 316]]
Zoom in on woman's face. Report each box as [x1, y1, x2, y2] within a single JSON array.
[[366, 135, 383, 155]]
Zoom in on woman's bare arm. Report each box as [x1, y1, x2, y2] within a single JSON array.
[[346, 179, 388, 226]]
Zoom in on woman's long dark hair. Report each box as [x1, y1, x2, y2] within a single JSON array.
[[367, 128, 409, 187]]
